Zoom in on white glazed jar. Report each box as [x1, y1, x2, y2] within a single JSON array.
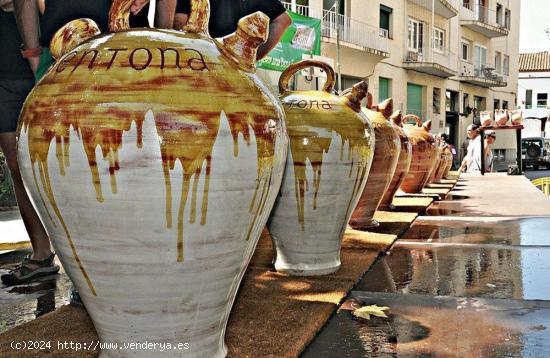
[[16, 1, 287, 356], [267, 61, 374, 276]]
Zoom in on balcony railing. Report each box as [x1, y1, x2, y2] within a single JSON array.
[[404, 46, 457, 73], [407, 0, 459, 19], [282, 2, 311, 17], [321, 10, 389, 54], [461, 2, 508, 30], [281, 2, 389, 54], [459, 60, 508, 86]]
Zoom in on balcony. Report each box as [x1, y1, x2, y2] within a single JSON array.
[[281, 2, 390, 57], [408, 0, 459, 19], [458, 60, 507, 87], [403, 47, 457, 78], [460, 2, 509, 38]]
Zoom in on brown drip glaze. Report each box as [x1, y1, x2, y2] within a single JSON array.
[[378, 110, 412, 211], [349, 99, 400, 229], [286, 98, 371, 229], [399, 115, 437, 193], [277, 63, 371, 231], [19, 26, 280, 294]]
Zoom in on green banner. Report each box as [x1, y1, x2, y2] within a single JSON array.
[[257, 11, 321, 72]]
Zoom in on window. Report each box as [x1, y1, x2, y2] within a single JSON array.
[[380, 5, 392, 38], [323, 0, 344, 14], [474, 44, 488, 75], [446, 90, 459, 112], [494, 99, 500, 110], [461, 40, 470, 61], [496, 3, 504, 26], [505, 9, 511, 29], [495, 51, 502, 73], [495, 149, 506, 161], [433, 87, 441, 114], [526, 90, 533, 109], [474, 96, 485, 111], [537, 93, 548, 108], [503, 55, 510, 75], [408, 18, 424, 53], [503, 100, 508, 109], [379, 77, 391, 102], [433, 27, 445, 52]]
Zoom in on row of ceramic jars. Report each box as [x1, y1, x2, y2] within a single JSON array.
[[16, 1, 443, 354], [269, 61, 443, 278]]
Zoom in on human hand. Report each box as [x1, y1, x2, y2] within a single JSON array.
[[0, 0, 14, 12], [130, 0, 149, 15]]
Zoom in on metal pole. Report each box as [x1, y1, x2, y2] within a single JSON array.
[[335, 0, 342, 93]]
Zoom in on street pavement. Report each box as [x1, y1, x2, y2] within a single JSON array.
[[1, 174, 550, 355], [304, 174, 550, 357]]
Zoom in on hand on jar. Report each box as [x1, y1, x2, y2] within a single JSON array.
[[130, 0, 149, 15], [0, 0, 14, 12]]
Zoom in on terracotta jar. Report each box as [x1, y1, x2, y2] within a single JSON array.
[[16, 1, 288, 356], [427, 141, 443, 184], [480, 111, 493, 127], [349, 98, 400, 229], [511, 110, 523, 125], [495, 109, 509, 126], [268, 62, 374, 276], [399, 115, 437, 193], [378, 110, 412, 211], [439, 145, 454, 179], [432, 143, 453, 181]]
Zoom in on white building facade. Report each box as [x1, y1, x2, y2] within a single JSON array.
[[268, 0, 521, 169], [518, 51, 550, 138]]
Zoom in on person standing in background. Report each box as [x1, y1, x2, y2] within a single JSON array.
[[13, 0, 176, 80], [174, 0, 291, 60], [1, 0, 59, 285]]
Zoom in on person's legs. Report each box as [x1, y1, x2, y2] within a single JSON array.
[[0, 132, 52, 260]]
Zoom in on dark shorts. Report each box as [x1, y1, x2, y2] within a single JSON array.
[[0, 79, 34, 133]]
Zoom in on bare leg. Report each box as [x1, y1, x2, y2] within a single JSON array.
[[0, 132, 52, 260]]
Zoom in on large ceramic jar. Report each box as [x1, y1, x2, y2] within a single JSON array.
[[268, 61, 374, 276], [378, 111, 412, 211], [16, 1, 288, 356], [349, 98, 400, 229], [399, 115, 437, 193], [427, 142, 443, 184]]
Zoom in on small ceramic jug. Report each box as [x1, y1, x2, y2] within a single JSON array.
[[480, 111, 493, 127], [495, 109, 509, 126]]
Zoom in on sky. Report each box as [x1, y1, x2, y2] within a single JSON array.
[[519, 0, 550, 53]]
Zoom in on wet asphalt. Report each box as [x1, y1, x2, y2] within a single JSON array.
[[303, 184, 550, 357]]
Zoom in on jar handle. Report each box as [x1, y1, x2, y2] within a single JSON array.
[[279, 60, 335, 94], [109, 0, 210, 34], [402, 114, 422, 127]]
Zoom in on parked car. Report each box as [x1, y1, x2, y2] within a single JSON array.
[[522, 137, 550, 170]]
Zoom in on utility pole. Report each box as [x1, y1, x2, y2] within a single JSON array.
[[335, 0, 342, 94]]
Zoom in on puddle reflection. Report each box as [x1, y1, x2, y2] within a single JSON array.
[[0, 251, 71, 333]]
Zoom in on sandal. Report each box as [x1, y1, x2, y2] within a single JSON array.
[[1, 252, 60, 285]]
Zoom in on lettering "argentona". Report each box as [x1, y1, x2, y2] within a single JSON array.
[[287, 100, 332, 110], [55, 47, 209, 73]]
